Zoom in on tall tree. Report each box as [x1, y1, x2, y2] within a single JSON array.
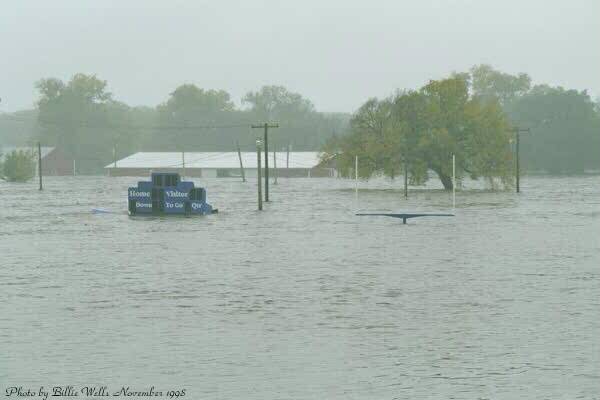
[[470, 64, 531, 106], [159, 84, 234, 117], [36, 73, 126, 173], [141, 84, 347, 152], [243, 85, 314, 121], [154, 84, 239, 150], [324, 76, 514, 189], [243, 85, 342, 150], [505, 85, 600, 173]]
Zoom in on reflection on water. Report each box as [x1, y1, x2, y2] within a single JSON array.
[[1, 175, 599, 399]]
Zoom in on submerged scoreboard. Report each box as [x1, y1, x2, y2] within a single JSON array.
[[128, 173, 215, 215]]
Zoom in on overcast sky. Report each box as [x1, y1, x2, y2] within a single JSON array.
[[1, 0, 599, 113]]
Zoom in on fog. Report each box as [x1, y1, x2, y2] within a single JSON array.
[[1, 0, 599, 112], [2, 3, 600, 398]]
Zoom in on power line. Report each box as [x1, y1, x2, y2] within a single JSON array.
[[0, 114, 253, 130], [0, 113, 327, 131]]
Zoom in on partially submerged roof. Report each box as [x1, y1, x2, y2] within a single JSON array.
[[105, 151, 323, 169]]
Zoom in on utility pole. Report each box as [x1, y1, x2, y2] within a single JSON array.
[[236, 140, 245, 182], [38, 142, 42, 190], [273, 148, 277, 184], [113, 144, 117, 168], [181, 151, 185, 179], [452, 154, 456, 209], [402, 136, 409, 199], [510, 127, 530, 193], [251, 123, 278, 201], [355, 155, 358, 207], [403, 157, 408, 199], [256, 139, 263, 211]]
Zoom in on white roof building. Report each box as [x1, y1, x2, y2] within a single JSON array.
[[105, 151, 334, 178]]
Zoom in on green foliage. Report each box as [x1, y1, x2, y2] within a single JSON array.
[[243, 85, 345, 150], [5, 66, 596, 177], [36, 73, 130, 173], [324, 76, 514, 190], [160, 84, 235, 114], [243, 85, 315, 120], [0, 149, 36, 182], [470, 64, 531, 106], [505, 85, 600, 173], [29, 78, 348, 168], [150, 84, 244, 151], [326, 64, 599, 188], [140, 83, 348, 153], [468, 65, 600, 173]]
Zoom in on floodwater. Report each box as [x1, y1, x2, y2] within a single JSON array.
[[1, 175, 599, 399]]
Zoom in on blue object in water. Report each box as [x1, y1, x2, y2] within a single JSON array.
[[356, 211, 454, 224], [128, 172, 217, 216]]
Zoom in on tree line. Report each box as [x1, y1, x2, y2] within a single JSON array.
[[0, 76, 349, 173], [322, 65, 600, 189], [1, 65, 598, 180]]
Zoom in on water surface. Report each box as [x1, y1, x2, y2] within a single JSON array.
[[1, 175, 598, 399]]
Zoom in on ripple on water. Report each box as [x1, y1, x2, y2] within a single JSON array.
[[0, 175, 599, 398]]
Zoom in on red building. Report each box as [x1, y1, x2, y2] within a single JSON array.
[[0, 146, 74, 176]]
